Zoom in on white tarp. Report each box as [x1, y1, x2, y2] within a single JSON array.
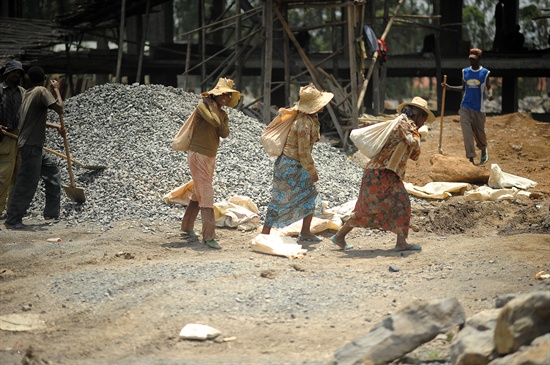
[[488, 164, 538, 190], [405, 181, 471, 199]]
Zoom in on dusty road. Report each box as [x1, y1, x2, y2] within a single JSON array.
[[1, 112, 549, 364]]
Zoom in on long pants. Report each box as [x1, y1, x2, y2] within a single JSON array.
[[0, 133, 19, 214], [6, 145, 61, 225], [458, 107, 487, 159]]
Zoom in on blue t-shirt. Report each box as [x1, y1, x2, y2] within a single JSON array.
[[461, 66, 490, 113]]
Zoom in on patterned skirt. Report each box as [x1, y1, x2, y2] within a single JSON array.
[[347, 168, 411, 237], [264, 154, 321, 228]]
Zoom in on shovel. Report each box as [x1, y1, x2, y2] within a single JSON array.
[[438, 74, 448, 154], [59, 115, 86, 204], [1, 129, 106, 171]]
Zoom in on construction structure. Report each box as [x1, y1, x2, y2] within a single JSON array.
[[1, 0, 549, 147]]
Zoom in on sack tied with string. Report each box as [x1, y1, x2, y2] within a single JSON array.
[[172, 109, 197, 151], [261, 107, 298, 157], [350, 115, 404, 158]]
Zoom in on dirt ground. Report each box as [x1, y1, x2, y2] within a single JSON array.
[[0, 112, 549, 365]]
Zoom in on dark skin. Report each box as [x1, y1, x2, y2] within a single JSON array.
[[261, 106, 325, 239], [441, 56, 493, 101], [331, 108, 428, 250], [37, 78, 65, 137]]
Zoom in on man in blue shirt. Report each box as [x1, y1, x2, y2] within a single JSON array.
[[442, 48, 493, 164]]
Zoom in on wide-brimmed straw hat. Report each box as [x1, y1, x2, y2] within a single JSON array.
[[293, 83, 334, 114], [3, 59, 24, 76], [396, 96, 435, 123], [201, 77, 241, 108]]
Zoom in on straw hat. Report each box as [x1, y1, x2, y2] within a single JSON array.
[[396, 96, 435, 123], [293, 83, 334, 114], [201, 77, 241, 108]]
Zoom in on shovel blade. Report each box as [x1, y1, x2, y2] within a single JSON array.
[[63, 185, 86, 204]]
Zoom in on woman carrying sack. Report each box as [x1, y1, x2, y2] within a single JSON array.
[[180, 78, 241, 249], [331, 97, 434, 252], [261, 83, 333, 241]]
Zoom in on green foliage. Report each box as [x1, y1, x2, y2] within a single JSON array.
[[520, 3, 550, 49], [463, 6, 488, 48]]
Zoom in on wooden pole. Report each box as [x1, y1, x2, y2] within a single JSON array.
[[235, 0, 243, 95], [347, 4, 358, 129], [200, 0, 206, 90], [115, 0, 126, 83], [135, 0, 150, 84], [438, 74, 447, 154], [183, 33, 192, 91], [357, 0, 405, 112], [263, 0, 273, 125]]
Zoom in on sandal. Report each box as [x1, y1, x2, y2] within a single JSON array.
[[182, 229, 198, 238], [330, 236, 354, 250], [4, 222, 27, 230], [298, 235, 323, 242], [204, 239, 222, 250]]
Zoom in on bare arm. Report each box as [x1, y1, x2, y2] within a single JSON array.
[[441, 81, 464, 93], [48, 79, 64, 115]]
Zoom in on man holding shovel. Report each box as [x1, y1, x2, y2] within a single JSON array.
[[0, 59, 25, 218], [4, 66, 64, 229]]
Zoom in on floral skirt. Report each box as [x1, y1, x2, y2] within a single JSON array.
[[264, 155, 321, 228], [347, 168, 411, 237]]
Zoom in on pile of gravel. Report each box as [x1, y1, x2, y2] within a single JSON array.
[[31, 83, 362, 228]]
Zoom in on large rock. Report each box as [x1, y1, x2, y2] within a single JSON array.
[[429, 154, 490, 184], [488, 333, 550, 365], [494, 291, 550, 355], [334, 297, 465, 365], [450, 309, 501, 365]]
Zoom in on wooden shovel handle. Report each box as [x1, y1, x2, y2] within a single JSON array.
[[438, 75, 447, 154], [59, 115, 77, 188]]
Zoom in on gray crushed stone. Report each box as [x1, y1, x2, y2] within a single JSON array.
[[25, 83, 363, 228]]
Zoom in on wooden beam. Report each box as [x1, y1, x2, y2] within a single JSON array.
[[357, 0, 405, 112], [263, 0, 273, 125], [115, 0, 126, 83], [274, 6, 344, 143]]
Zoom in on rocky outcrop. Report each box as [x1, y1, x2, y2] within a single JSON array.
[[333, 291, 550, 365]]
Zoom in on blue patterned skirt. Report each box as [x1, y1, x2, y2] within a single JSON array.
[[264, 154, 321, 228]]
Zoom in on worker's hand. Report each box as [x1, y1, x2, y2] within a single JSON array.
[[50, 79, 60, 90], [441, 83, 448, 90], [57, 125, 67, 138], [311, 172, 319, 183]]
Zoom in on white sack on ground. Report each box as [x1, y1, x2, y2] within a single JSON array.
[[250, 234, 307, 259], [276, 216, 341, 237], [464, 185, 531, 201], [323, 199, 357, 223], [488, 164, 538, 190], [405, 182, 471, 199], [163, 180, 194, 206], [214, 196, 260, 230]]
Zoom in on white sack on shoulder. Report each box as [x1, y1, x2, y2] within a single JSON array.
[[350, 116, 402, 158], [250, 234, 307, 259], [488, 164, 537, 190]]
